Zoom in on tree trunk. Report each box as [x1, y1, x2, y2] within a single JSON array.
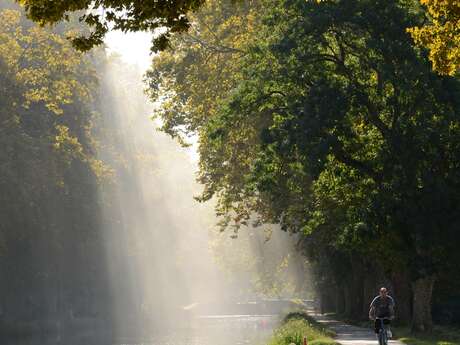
[[391, 270, 412, 324], [362, 275, 376, 317], [349, 255, 365, 319], [411, 276, 435, 333], [320, 291, 326, 314], [335, 287, 345, 314], [344, 284, 352, 317]]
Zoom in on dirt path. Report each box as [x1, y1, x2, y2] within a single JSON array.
[[310, 313, 404, 345]]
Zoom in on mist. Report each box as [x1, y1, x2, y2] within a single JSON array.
[[90, 40, 310, 344], [0, 5, 312, 340]]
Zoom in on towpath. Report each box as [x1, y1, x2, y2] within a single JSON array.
[[309, 312, 404, 345]]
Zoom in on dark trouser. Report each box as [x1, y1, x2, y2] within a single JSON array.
[[374, 318, 391, 334]]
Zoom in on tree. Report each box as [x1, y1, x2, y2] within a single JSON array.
[[146, 0, 272, 230], [17, 0, 206, 51], [0, 8, 93, 114], [149, 0, 460, 332], [0, 5, 113, 328], [409, 0, 460, 76], [225, 0, 460, 331]]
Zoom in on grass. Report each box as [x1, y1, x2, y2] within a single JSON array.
[[283, 311, 460, 345], [394, 326, 460, 345], [268, 312, 338, 345], [300, 311, 460, 345]]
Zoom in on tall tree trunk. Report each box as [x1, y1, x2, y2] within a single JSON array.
[[344, 284, 352, 317], [335, 286, 345, 314], [391, 270, 412, 324], [362, 275, 376, 317], [411, 276, 435, 333], [349, 255, 365, 319], [319, 290, 326, 314]]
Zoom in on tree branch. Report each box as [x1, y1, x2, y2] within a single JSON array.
[[184, 34, 246, 55], [331, 137, 382, 183]]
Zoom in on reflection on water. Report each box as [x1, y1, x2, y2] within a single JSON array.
[[7, 315, 278, 345], [119, 315, 277, 345]]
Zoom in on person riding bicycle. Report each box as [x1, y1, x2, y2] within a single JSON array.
[[369, 287, 395, 337]]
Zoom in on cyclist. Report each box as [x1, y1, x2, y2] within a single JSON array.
[[369, 287, 395, 338]]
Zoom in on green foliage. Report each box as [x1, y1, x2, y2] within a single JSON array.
[[151, 0, 460, 277], [283, 312, 337, 337], [269, 312, 338, 345], [396, 326, 460, 345], [17, 0, 206, 52], [0, 7, 111, 184], [149, 0, 460, 329], [147, 0, 269, 230], [0, 8, 94, 114], [0, 3, 114, 323]]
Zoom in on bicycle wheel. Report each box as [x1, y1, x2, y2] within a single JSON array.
[[378, 329, 387, 345]]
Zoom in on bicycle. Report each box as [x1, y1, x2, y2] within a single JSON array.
[[375, 317, 392, 345]]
